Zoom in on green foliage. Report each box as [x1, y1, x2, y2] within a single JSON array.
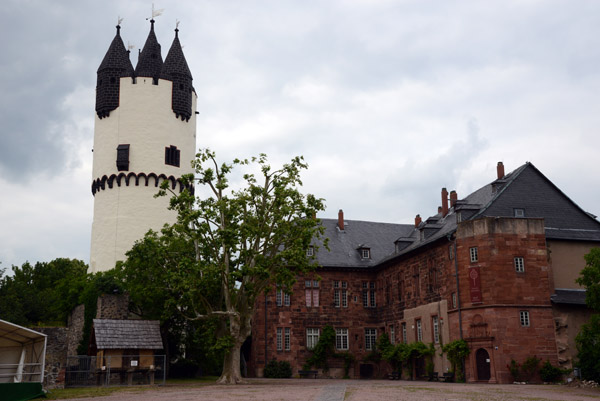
[[304, 325, 336, 372], [576, 247, 600, 310], [150, 149, 325, 383], [521, 356, 541, 382], [576, 314, 600, 382], [508, 359, 522, 382], [539, 360, 568, 383], [338, 352, 355, 378], [263, 360, 292, 378], [575, 247, 600, 383], [0, 258, 89, 327], [441, 339, 470, 382]]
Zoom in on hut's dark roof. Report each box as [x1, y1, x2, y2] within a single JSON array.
[[93, 319, 163, 350]]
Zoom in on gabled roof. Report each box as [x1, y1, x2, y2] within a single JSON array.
[[93, 319, 163, 350], [313, 218, 414, 269]]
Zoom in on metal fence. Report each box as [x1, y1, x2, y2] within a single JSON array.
[[65, 355, 166, 387]]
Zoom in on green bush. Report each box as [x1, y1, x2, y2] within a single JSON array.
[[264, 360, 292, 378], [508, 359, 522, 382], [539, 360, 567, 383], [521, 356, 541, 382], [576, 314, 600, 383]]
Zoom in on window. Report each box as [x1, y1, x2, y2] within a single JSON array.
[[284, 328, 291, 351], [361, 248, 371, 259], [306, 246, 314, 257], [305, 280, 319, 307], [341, 281, 348, 308], [362, 281, 376, 307], [470, 247, 478, 263], [514, 257, 525, 273], [416, 319, 422, 342], [334, 281, 340, 307], [276, 327, 282, 351], [306, 328, 319, 350], [514, 208, 525, 218], [390, 325, 395, 344], [276, 288, 290, 307], [401, 323, 407, 344], [336, 328, 349, 350], [520, 311, 530, 327], [164, 145, 180, 167], [365, 328, 377, 350], [451, 292, 457, 309], [432, 316, 439, 344], [116, 144, 130, 171]]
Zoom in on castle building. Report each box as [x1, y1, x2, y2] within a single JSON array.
[[90, 21, 197, 273], [250, 162, 600, 383]]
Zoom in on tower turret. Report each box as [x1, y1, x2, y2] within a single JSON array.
[[161, 28, 194, 121], [90, 21, 197, 273], [135, 20, 163, 83], [95, 25, 134, 119]]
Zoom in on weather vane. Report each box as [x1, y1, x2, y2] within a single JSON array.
[[127, 42, 135, 52], [117, 16, 124, 26], [176, 19, 180, 29], [146, 3, 164, 21]]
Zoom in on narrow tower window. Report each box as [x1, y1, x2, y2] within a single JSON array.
[[165, 145, 181, 167], [116, 144, 130, 171]]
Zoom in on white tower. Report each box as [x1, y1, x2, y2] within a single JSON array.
[[90, 21, 197, 273]]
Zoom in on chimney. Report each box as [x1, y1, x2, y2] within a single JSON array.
[[415, 214, 422, 228], [450, 190, 458, 208], [338, 209, 344, 231], [441, 187, 449, 217], [438, 206, 442, 214], [497, 161, 505, 180]]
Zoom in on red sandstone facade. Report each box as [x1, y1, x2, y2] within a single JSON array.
[[249, 163, 599, 383]]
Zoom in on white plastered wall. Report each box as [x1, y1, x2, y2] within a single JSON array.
[[90, 77, 197, 273]]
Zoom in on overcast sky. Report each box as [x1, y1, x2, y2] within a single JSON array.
[[1, 0, 599, 270]]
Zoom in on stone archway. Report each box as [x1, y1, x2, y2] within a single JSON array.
[[475, 348, 491, 381]]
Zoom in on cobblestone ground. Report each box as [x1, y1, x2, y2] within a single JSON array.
[[57, 379, 600, 401]]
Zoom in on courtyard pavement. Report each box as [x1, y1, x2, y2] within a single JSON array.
[[54, 378, 600, 401]]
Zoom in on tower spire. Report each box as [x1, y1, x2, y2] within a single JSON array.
[[135, 18, 163, 83], [161, 23, 194, 121]]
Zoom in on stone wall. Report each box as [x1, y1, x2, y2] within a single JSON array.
[[34, 327, 68, 389], [67, 304, 85, 356], [96, 293, 129, 319]]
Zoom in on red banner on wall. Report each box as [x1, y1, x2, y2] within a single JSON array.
[[469, 266, 482, 303]]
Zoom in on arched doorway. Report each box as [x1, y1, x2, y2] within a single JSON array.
[[475, 348, 491, 381]]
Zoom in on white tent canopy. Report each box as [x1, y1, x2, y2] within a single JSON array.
[[0, 319, 46, 383]]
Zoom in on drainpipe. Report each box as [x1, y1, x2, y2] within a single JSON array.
[[264, 293, 268, 373], [449, 234, 463, 340]]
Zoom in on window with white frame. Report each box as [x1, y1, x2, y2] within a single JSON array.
[[514, 257, 525, 273], [365, 328, 377, 350], [276, 327, 282, 351], [416, 319, 422, 342], [514, 208, 525, 218], [276, 287, 290, 306], [341, 281, 348, 308], [470, 247, 478, 263], [336, 328, 349, 350], [306, 328, 320, 350], [306, 246, 314, 257], [362, 282, 376, 308], [334, 281, 340, 307], [284, 327, 291, 351], [401, 322, 407, 344], [305, 280, 319, 307], [520, 311, 530, 327], [390, 325, 395, 344], [432, 316, 440, 344], [360, 248, 371, 259]]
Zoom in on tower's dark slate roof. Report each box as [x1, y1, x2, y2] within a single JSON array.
[[161, 29, 193, 80], [93, 319, 163, 350], [135, 20, 163, 80], [97, 26, 134, 75]]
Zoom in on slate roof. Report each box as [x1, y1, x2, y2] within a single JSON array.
[[93, 319, 163, 350], [135, 20, 163, 79], [551, 289, 587, 305], [320, 162, 600, 270], [161, 29, 193, 80], [313, 218, 414, 269], [97, 25, 134, 76]]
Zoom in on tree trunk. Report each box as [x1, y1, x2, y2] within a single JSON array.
[[217, 342, 244, 384]]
